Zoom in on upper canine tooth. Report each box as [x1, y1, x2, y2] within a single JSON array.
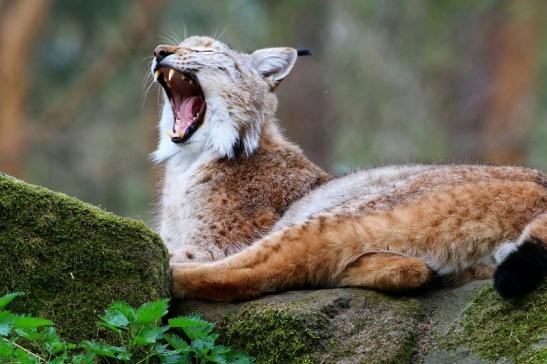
[[154, 70, 160, 82], [168, 69, 175, 81]]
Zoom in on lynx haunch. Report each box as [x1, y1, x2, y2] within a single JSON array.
[[151, 36, 547, 302]]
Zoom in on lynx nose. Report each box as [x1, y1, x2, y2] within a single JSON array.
[[154, 45, 175, 63]]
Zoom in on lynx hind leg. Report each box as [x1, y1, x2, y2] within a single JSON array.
[[338, 253, 434, 293], [494, 212, 547, 298]]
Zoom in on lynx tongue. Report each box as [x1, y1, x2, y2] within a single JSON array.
[[178, 96, 204, 131]]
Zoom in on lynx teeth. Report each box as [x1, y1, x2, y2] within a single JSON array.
[[154, 70, 161, 82], [168, 69, 175, 82]]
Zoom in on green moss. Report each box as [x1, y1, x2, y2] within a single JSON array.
[[220, 300, 328, 364], [325, 296, 423, 364], [443, 282, 547, 362], [523, 348, 547, 364], [0, 173, 170, 341], [203, 289, 424, 364], [392, 300, 424, 363]]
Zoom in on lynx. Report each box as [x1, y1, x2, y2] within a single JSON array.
[[151, 36, 547, 302]]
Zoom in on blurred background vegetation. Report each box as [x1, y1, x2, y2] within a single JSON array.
[[1, 0, 546, 223]]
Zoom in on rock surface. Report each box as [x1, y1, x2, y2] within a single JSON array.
[[176, 289, 423, 363], [0, 173, 170, 341], [175, 281, 547, 363], [431, 281, 547, 364]]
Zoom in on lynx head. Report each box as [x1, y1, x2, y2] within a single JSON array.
[[150, 36, 298, 163]]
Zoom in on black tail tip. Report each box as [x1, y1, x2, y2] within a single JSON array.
[[494, 239, 547, 299], [297, 48, 312, 56]]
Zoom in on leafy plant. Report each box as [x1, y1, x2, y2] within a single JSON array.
[[0, 292, 253, 364]]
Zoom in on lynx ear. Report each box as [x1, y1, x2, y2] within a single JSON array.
[[251, 47, 297, 84]]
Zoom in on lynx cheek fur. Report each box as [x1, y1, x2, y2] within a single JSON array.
[[152, 36, 547, 302]]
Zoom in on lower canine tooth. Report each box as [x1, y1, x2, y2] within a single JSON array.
[[167, 129, 177, 138]]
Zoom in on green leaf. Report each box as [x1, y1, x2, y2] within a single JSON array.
[[213, 346, 255, 364], [133, 326, 169, 345], [135, 299, 169, 325], [107, 302, 136, 324], [163, 355, 187, 364], [154, 343, 191, 364], [81, 340, 130, 361], [12, 347, 41, 364], [211, 345, 230, 356], [0, 339, 16, 357], [191, 337, 214, 353], [14, 327, 42, 341], [70, 352, 96, 364], [13, 316, 53, 329], [50, 355, 68, 364], [41, 326, 69, 355], [208, 345, 231, 364], [99, 306, 130, 332], [168, 315, 214, 340], [191, 338, 217, 361], [163, 333, 191, 351], [225, 352, 255, 364], [0, 292, 24, 310], [0, 311, 15, 336]]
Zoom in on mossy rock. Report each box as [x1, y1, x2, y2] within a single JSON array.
[[0, 173, 170, 341], [176, 281, 547, 363], [436, 282, 547, 363], [417, 279, 547, 363], [174, 288, 424, 363]]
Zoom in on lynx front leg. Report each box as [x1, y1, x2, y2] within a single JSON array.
[[171, 215, 369, 301], [337, 253, 434, 292], [171, 262, 272, 301]]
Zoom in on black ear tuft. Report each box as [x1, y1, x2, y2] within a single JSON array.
[[297, 48, 312, 56], [494, 239, 547, 299]]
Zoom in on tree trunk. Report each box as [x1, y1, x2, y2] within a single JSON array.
[[448, 0, 544, 165], [0, 0, 50, 177], [480, 0, 544, 164]]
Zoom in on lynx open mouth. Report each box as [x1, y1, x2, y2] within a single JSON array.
[[154, 67, 206, 144]]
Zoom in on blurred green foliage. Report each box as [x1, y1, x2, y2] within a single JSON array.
[[19, 0, 547, 221]]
